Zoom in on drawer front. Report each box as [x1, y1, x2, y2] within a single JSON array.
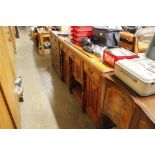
[[43, 33, 50, 38], [60, 42, 67, 53], [84, 62, 100, 84], [68, 51, 80, 65], [73, 62, 83, 84], [68, 49, 83, 83]]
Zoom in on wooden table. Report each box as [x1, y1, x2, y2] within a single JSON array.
[[37, 28, 50, 56]]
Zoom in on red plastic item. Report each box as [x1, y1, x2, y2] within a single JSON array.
[[71, 30, 92, 37], [103, 49, 138, 68], [71, 39, 80, 45], [71, 36, 84, 42], [71, 26, 92, 31], [71, 26, 93, 46]]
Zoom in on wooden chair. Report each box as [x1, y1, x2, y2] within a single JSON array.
[[119, 32, 148, 55]]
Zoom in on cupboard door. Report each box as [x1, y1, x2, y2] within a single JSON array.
[[51, 55, 61, 76], [84, 62, 100, 85], [51, 35, 61, 77], [2, 26, 16, 77], [135, 109, 155, 129], [137, 114, 154, 129], [8, 26, 16, 53], [86, 76, 100, 124], [0, 27, 21, 128], [62, 51, 70, 85], [103, 81, 135, 128], [0, 89, 14, 128]]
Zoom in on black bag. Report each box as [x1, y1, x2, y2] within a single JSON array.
[[122, 26, 139, 34], [92, 27, 120, 47]]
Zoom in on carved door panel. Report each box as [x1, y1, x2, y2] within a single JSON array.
[[135, 109, 155, 129], [86, 76, 100, 124], [103, 82, 135, 128], [62, 52, 70, 85]]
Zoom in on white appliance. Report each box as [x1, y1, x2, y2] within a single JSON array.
[[114, 34, 155, 96]]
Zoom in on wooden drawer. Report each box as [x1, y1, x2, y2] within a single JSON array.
[[84, 62, 100, 84], [60, 42, 67, 53], [68, 50, 80, 65], [68, 49, 83, 83], [51, 35, 59, 44], [43, 33, 50, 38]]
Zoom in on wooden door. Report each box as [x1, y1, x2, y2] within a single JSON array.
[[2, 26, 16, 77], [0, 27, 21, 128], [103, 81, 135, 128], [134, 108, 155, 129], [8, 26, 16, 53], [0, 87, 14, 128], [62, 52, 70, 85], [86, 76, 100, 124]]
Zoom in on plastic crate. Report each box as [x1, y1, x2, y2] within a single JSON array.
[[71, 36, 85, 42], [71, 26, 92, 31], [71, 30, 92, 37], [71, 39, 81, 46]]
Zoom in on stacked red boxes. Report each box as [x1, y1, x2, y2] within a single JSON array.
[[71, 26, 93, 45]]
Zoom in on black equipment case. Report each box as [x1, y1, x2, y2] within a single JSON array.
[[92, 27, 120, 47]]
